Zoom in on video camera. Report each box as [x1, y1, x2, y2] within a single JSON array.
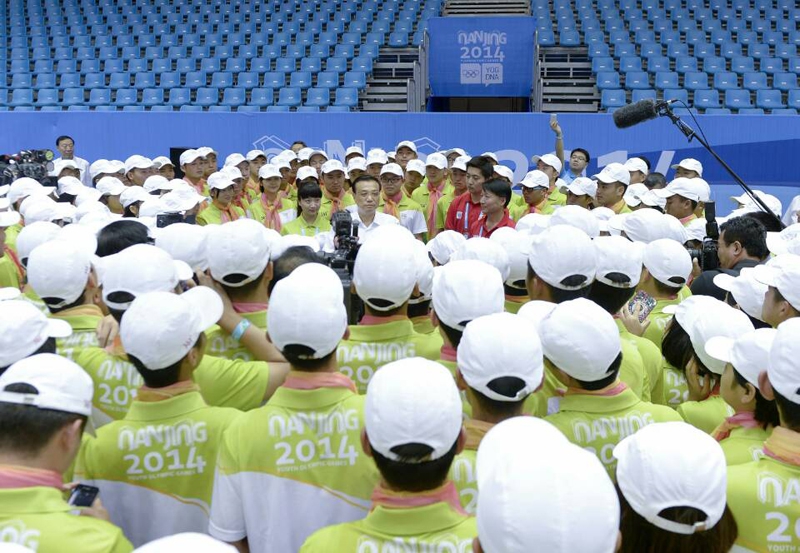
[[0, 149, 56, 187], [318, 210, 364, 324], [687, 201, 720, 271]]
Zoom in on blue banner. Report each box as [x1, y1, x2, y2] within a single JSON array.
[[428, 16, 536, 97], [0, 112, 798, 216]]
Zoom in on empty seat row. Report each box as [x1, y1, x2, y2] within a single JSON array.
[[601, 87, 800, 111]]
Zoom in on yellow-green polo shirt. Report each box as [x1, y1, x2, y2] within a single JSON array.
[[281, 214, 333, 237], [677, 395, 735, 434], [195, 203, 246, 226], [50, 304, 104, 363], [206, 310, 267, 362]]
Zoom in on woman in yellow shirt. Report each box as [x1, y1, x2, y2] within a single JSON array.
[[281, 183, 332, 237], [250, 164, 296, 232]]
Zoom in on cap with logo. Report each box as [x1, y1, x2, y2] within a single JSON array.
[[395, 140, 418, 154], [224, 153, 246, 168], [296, 166, 319, 182], [614, 422, 726, 535], [153, 156, 174, 169], [347, 157, 368, 173], [684, 300, 755, 375], [425, 153, 447, 170], [207, 172, 235, 191], [379, 163, 404, 178], [532, 153, 562, 173], [124, 155, 154, 173], [766, 223, 800, 257], [426, 230, 466, 265], [89, 159, 110, 179], [671, 158, 704, 176], [528, 225, 596, 290], [565, 176, 597, 198], [51, 159, 79, 177], [593, 162, 631, 186], [345, 146, 365, 158], [752, 253, 800, 311], [366, 150, 389, 166], [206, 219, 273, 287], [365, 358, 462, 461], [624, 157, 649, 175], [27, 240, 93, 309], [297, 147, 314, 162], [705, 328, 776, 390], [179, 149, 204, 166], [143, 175, 174, 194], [405, 159, 425, 176], [643, 238, 692, 289], [458, 312, 544, 401], [161, 184, 206, 213], [654, 177, 711, 203], [245, 149, 266, 162], [258, 164, 282, 180], [308, 149, 328, 161], [267, 263, 347, 359], [593, 235, 643, 288], [122, 287, 223, 370], [623, 182, 650, 208], [432, 259, 505, 330], [0, 354, 93, 416], [481, 151, 499, 163], [609, 209, 685, 244], [493, 165, 514, 182], [120, 186, 150, 209], [713, 268, 768, 322], [519, 170, 549, 189], [353, 235, 417, 311], [57, 176, 84, 197], [446, 147, 468, 158], [451, 155, 471, 172], [320, 159, 345, 175], [0, 302, 72, 367], [549, 205, 600, 238], [96, 176, 126, 197]]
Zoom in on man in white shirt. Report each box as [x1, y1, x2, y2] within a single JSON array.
[[54, 135, 91, 188]]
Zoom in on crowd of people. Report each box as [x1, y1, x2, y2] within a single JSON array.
[[0, 126, 800, 553]]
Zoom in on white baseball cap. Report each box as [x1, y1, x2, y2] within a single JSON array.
[[57, 176, 84, 197], [7, 178, 55, 205], [623, 182, 649, 208], [451, 155, 470, 172], [153, 156, 174, 169], [654, 177, 711, 203], [532, 153, 562, 173], [766, 223, 800, 256], [143, 175, 174, 194], [395, 140, 418, 153], [16, 221, 61, 265], [426, 230, 466, 265], [684, 301, 755, 374], [154, 223, 209, 272], [161, 184, 206, 213], [320, 159, 345, 175], [345, 146, 364, 158], [27, 240, 93, 308], [179, 149, 204, 166], [379, 163, 404, 178], [119, 186, 150, 209], [642, 238, 692, 289], [493, 164, 514, 182], [224, 153, 246, 168], [769, 318, 800, 403], [122, 287, 222, 370], [365, 358, 462, 461], [206, 171, 235, 191], [51, 159, 79, 177], [541, 298, 622, 381], [124, 155, 154, 173], [593, 235, 643, 288], [347, 157, 368, 173], [297, 147, 314, 162], [451, 237, 511, 282], [482, 151, 499, 163], [0, 353, 93, 416], [752, 254, 800, 311], [489, 228, 530, 287], [671, 158, 704, 176], [19, 194, 56, 221], [0, 209, 22, 228], [528, 225, 596, 290], [96, 244, 193, 311], [593, 162, 631, 186], [271, 157, 291, 172], [565, 176, 597, 198], [549, 204, 600, 238], [478, 435, 619, 553], [0, 288, 21, 301], [610, 209, 680, 244], [705, 328, 776, 389], [271, 234, 321, 259], [196, 146, 217, 157], [0, 301, 72, 367], [245, 149, 266, 161], [257, 164, 282, 180], [366, 150, 389, 166], [308, 149, 328, 161], [267, 263, 346, 358], [458, 313, 544, 401], [517, 300, 557, 330], [432, 260, 504, 330], [731, 190, 783, 219], [515, 213, 550, 236], [206, 219, 272, 287], [96, 176, 126, 197], [614, 422, 726, 535], [476, 417, 568, 481], [133, 532, 236, 553], [425, 153, 447, 170], [446, 147, 467, 158], [139, 198, 165, 219], [713, 268, 768, 322], [519, 170, 549, 189], [353, 235, 417, 311], [406, 159, 425, 176], [409, 239, 434, 302], [89, 159, 110, 179], [624, 157, 649, 175], [296, 166, 319, 182]]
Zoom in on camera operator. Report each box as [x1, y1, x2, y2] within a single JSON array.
[[690, 216, 769, 301]]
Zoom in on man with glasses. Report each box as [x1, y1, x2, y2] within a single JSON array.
[[378, 164, 426, 239], [562, 149, 591, 185]]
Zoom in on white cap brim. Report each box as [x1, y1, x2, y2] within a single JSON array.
[[704, 336, 735, 365], [180, 286, 223, 332], [46, 318, 73, 339]]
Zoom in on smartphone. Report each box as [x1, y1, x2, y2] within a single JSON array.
[[550, 113, 558, 124], [627, 290, 657, 322], [68, 484, 99, 507], [156, 212, 184, 228]]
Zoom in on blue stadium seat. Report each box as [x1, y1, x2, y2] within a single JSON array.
[[59, 73, 81, 89], [220, 88, 246, 107], [632, 90, 657, 103], [694, 89, 721, 109], [702, 56, 726, 75], [601, 89, 627, 109], [207, 106, 232, 112], [62, 89, 85, 106], [693, 43, 716, 60], [263, 72, 286, 88], [731, 56, 755, 74], [36, 88, 59, 107], [128, 59, 148, 74], [237, 106, 262, 113], [167, 88, 191, 107], [325, 58, 349, 74], [159, 71, 180, 88], [179, 105, 203, 112], [285, 44, 307, 59], [33, 73, 56, 90], [316, 71, 340, 89], [713, 71, 740, 90], [615, 43, 636, 58], [774, 72, 799, 91], [142, 88, 164, 107], [11, 73, 33, 88], [80, 59, 100, 75], [289, 71, 313, 89], [344, 71, 367, 89], [84, 72, 105, 89], [275, 58, 296, 73], [625, 71, 650, 89], [674, 56, 698, 74], [645, 55, 669, 73], [236, 72, 259, 89], [560, 30, 581, 46], [742, 72, 768, 91], [297, 106, 320, 113], [684, 71, 709, 90], [88, 88, 111, 106], [152, 59, 171, 74], [775, 43, 797, 61], [737, 31, 758, 46], [184, 71, 207, 88], [351, 56, 374, 73], [664, 89, 689, 104], [747, 43, 771, 60], [134, 73, 156, 89], [196, 87, 219, 107], [756, 89, 785, 110], [200, 58, 221, 73], [215, 45, 235, 59], [210, 72, 233, 88], [619, 57, 643, 73], [596, 71, 621, 90], [592, 57, 615, 73], [388, 32, 409, 47], [115, 88, 138, 107], [300, 57, 322, 73], [250, 88, 274, 107], [654, 71, 679, 90], [335, 44, 356, 59], [224, 58, 248, 73], [251, 58, 272, 73], [760, 58, 784, 75], [305, 87, 330, 107], [588, 43, 611, 58], [334, 87, 359, 108], [277, 87, 302, 107], [104, 59, 125, 74], [790, 59, 800, 75], [725, 89, 754, 109], [108, 72, 131, 89]]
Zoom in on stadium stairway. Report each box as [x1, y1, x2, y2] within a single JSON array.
[[539, 47, 599, 112], [362, 47, 420, 111]]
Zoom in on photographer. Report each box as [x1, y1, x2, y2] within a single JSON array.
[[690, 216, 769, 301]]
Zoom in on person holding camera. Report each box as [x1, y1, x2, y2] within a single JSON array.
[[690, 217, 769, 301]]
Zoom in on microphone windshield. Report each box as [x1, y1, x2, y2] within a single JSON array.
[[612, 99, 659, 129]]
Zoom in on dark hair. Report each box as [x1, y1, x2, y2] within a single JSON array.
[[127, 335, 203, 388], [571, 148, 591, 164], [644, 172, 667, 189], [280, 346, 337, 371], [774, 390, 800, 431], [218, 270, 267, 299], [720, 216, 768, 261], [291, 140, 307, 148], [371, 440, 459, 492], [466, 156, 494, 180], [55, 135, 74, 146], [439, 321, 464, 348], [618, 491, 738, 553], [296, 182, 323, 217], [527, 266, 591, 303], [351, 174, 380, 195], [96, 220, 152, 257], [407, 299, 431, 319], [122, 205, 139, 218], [653, 276, 684, 295], [742, 210, 783, 233], [661, 318, 694, 371], [731, 368, 779, 430], [42, 295, 85, 314], [0, 382, 87, 455], [269, 246, 323, 295], [481, 178, 512, 208], [468, 377, 529, 418], [573, 352, 623, 391], [588, 276, 637, 314], [57, 193, 77, 204], [0, 338, 57, 376]]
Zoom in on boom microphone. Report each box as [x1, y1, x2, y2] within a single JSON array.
[[612, 99, 679, 129]]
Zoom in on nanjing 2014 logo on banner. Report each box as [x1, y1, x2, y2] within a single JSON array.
[[457, 30, 507, 87]]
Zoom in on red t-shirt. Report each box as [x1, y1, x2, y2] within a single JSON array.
[[469, 211, 516, 238], [445, 192, 483, 237]]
